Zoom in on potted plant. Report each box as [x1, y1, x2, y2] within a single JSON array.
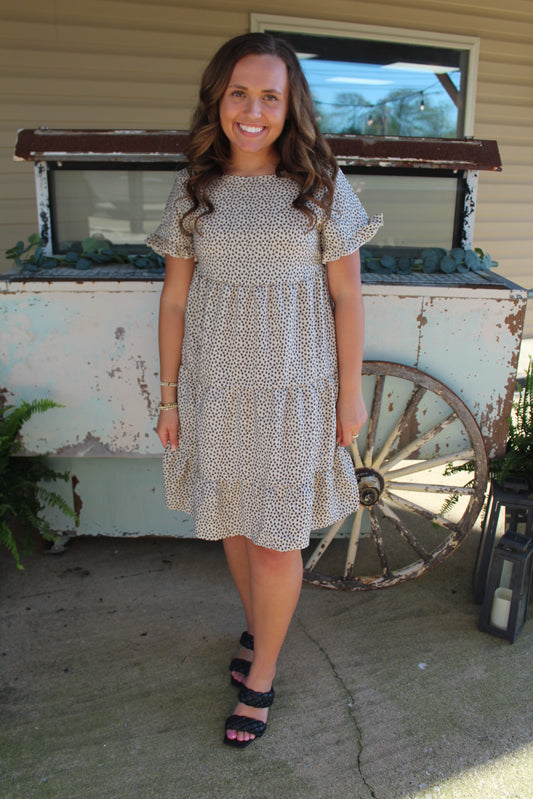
[[0, 399, 78, 569]]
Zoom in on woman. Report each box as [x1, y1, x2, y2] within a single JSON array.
[[146, 32, 382, 748]]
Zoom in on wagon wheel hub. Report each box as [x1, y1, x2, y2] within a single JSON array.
[[355, 467, 385, 506]]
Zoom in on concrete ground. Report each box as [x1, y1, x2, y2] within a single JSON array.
[[1, 527, 533, 799]]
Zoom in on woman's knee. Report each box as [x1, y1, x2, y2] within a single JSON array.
[[247, 542, 302, 572]]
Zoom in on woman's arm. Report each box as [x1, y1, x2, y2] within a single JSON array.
[[157, 254, 195, 450], [326, 249, 368, 447]]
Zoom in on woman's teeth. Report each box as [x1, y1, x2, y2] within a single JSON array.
[[238, 124, 264, 133]]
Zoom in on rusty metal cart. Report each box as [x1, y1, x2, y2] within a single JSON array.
[[2, 131, 527, 588]]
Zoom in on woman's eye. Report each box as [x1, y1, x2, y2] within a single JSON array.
[[231, 90, 245, 98], [264, 95, 278, 102]]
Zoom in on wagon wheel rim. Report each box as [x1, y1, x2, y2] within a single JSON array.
[[304, 361, 488, 590]]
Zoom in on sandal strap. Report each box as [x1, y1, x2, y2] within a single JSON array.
[[225, 714, 267, 737], [229, 657, 251, 676], [238, 684, 275, 708], [239, 631, 254, 651]]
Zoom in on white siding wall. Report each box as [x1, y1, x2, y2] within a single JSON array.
[[1, 0, 532, 326]]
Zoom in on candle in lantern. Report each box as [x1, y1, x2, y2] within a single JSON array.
[[490, 587, 512, 630]]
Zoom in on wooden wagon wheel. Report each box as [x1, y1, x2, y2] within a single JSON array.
[[304, 361, 488, 590]]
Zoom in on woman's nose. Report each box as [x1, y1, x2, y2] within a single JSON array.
[[244, 96, 261, 117]]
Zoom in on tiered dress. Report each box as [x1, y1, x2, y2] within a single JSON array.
[[146, 167, 382, 551]]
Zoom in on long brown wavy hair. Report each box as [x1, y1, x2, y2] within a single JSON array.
[[182, 32, 338, 232]]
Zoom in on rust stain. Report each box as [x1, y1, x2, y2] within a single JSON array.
[[115, 326, 125, 340], [417, 310, 428, 327], [57, 432, 115, 457], [505, 302, 526, 337], [479, 391, 507, 459], [71, 475, 83, 520], [136, 357, 154, 412]]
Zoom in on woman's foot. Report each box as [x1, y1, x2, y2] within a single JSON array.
[[229, 631, 254, 687], [224, 680, 275, 748]]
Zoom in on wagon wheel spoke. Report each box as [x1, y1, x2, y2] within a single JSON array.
[[380, 499, 431, 562], [383, 491, 461, 533], [381, 411, 457, 474], [373, 385, 425, 470], [387, 482, 476, 496], [303, 361, 488, 591], [386, 449, 474, 479], [344, 507, 364, 579], [350, 437, 364, 469], [304, 518, 344, 571], [364, 374, 384, 467], [368, 508, 393, 579]]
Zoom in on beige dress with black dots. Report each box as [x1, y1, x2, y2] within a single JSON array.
[[146, 167, 383, 551]]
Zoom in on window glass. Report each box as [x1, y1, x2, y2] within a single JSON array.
[[267, 30, 469, 137], [344, 173, 459, 251], [51, 167, 176, 251]]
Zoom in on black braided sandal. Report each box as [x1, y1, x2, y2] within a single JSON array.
[[229, 631, 254, 688], [223, 684, 275, 749]]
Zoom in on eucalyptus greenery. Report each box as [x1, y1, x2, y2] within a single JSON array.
[[5, 234, 164, 273], [0, 399, 78, 569], [6, 236, 498, 277], [360, 246, 498, 276]]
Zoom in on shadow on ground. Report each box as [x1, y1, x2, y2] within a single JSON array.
[[1, 529, 532, 799]]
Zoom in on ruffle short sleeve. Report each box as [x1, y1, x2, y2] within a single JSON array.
[[320, 169, 383, 264], [145, 169, 195, 260]]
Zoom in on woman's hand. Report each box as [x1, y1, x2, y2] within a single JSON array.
[[157, 408, 180, 451], [336, 389, 368, 447]]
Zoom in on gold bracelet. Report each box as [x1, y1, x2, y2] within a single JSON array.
[[160, 380, 178, 387], [158, 401, 178, 411]]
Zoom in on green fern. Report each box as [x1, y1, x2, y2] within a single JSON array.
[[0, 399, 78, 569]]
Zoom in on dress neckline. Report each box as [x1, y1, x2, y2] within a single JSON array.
[[220, 172, 279, 179]]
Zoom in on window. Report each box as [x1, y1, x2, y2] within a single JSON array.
[[343, 169, 463, 253], [17, 131, 500, 275], [251, 15, 479, 137], [50, 163, 177, 252]]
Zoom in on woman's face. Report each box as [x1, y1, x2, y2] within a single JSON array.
[[219, 54, 289, 165]]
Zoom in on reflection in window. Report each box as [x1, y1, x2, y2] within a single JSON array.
[[267, 31, 469, 138], [51, 167, 177, 252], [344, 173, 460, 252]]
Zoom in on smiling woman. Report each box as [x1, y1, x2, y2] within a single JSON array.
[[145, 31, 382, 751]]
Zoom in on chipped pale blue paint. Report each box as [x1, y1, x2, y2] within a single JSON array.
[[41, 457, 193, 536], [0, 279, 526, 459], [0, 276, 526, 537]]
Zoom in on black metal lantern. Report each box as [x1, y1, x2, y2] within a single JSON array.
[[478, 531, 533, 643], [473, 477, 533, 603]]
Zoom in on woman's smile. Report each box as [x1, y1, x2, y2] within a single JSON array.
[[236, 123, 267, 135]]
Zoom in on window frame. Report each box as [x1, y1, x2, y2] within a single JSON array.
[[250, 13, 480, 136]]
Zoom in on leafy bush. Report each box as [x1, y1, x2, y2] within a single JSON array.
[[0, 399, 78, 569]]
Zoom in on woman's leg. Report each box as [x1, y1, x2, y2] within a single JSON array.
[[223, 536, 255, 683], [223, 536, 253, 632], [225, 541, 303, 744]]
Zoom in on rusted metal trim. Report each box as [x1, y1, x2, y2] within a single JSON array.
[[330, 135, 501, 171], [15, 129, 190, 163], [15, 129, 502, 171]]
